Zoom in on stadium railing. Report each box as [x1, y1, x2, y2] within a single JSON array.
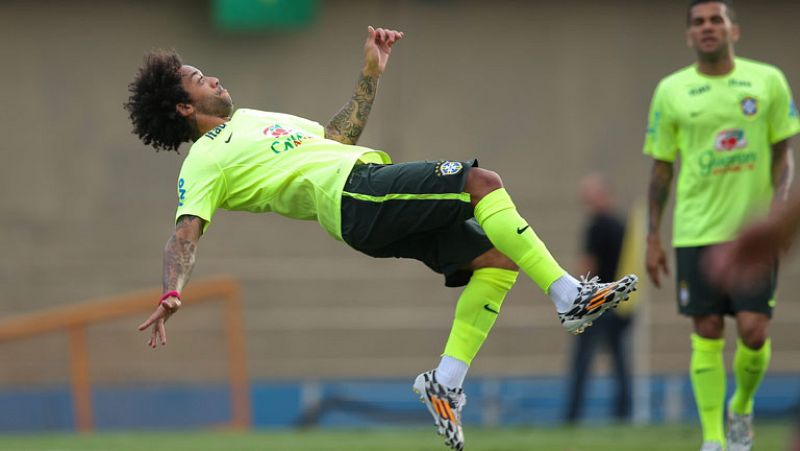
[[0, 276, 250, 433]]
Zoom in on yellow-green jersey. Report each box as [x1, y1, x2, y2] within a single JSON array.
[[644, 57, 800, 247], [175, 108, 391, 240]]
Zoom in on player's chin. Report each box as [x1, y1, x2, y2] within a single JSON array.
[[696, 42, 723, 56], [221, 97, 235, 116]]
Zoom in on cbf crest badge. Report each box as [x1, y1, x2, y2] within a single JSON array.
[[741, 97, 758, 116], [435, 161, 463, 176], [679, 281, 690, 307]]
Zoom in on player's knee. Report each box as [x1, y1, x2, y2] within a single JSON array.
[[740, 327, 768, 350], [693, 315, 724, 339], [469, 248, 518, 271], [478, 169, 503, 191], [465, 168, 503, 201], [736, 312, 770, 349]]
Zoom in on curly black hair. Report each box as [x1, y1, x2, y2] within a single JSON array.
[[124, 50, 193, 152]]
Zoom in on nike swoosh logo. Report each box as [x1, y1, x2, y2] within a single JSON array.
[[693, 367, 714, 374], [690, 111, 704, 118], [483, 304, 499, 314], [224, 133, 233, 143], [516, 225, 530, 234]]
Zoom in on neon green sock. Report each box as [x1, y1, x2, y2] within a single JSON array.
[[473, 188, 565, 292], [443, 268, 518, 365], [731, 338, 771, 415], [690, 334, 726, 446]]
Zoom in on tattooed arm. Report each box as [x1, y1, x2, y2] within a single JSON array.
[[324, 71, 377, 145], [324, 26, 404, 145], [162, 215, 202, 293], [771, 139, 794, 205], [645, 159, 674, 288], [138, 215, 204, 348]]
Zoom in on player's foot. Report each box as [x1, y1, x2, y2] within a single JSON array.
[[700, 441, 725, 451], [412, 370, 466, 451], [728, 404, 753, 451], [558, 274, 638, 335]]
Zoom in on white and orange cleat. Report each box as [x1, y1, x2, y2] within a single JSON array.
[[558, 274, 638, 335], [412, 370, 466, 450]]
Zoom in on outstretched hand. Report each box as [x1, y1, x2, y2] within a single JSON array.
[[363, 26, 404, 77], [137, 297, 181, 348]]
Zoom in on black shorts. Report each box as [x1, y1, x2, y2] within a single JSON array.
[[340, 159, 494, 287], [675, 245, 776, 317]]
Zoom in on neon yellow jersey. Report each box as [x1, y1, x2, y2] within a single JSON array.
[[175, 108, 391, 240], [644, 57, 800, 247]]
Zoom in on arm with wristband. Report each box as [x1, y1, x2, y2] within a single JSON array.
[[137, 214, 204, 348]]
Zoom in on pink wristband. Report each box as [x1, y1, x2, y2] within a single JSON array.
[[159, 290, 181, 304]]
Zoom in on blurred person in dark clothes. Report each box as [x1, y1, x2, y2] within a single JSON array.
[[565, 174, 633, 424]]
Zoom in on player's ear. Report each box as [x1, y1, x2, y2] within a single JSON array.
[[685, 29, 694, 49], [730, 24, 740, 44], [176, 102, 194, 118]]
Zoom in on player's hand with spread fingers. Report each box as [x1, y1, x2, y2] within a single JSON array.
[[363, 26, 404, 78], [137, 292, 182, 348]]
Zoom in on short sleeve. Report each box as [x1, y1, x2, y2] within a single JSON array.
[[643, 81, 678, 162], [767, 68, 800, 144], [175, 153, 227, 233]]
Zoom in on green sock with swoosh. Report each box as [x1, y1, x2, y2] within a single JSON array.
[[443, 268, 518, 365], [731, 337, 771, 415], [690, 333, 726, 446], [474, 188, 565, 292]]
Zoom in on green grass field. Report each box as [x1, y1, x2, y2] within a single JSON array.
[[0, 423, 793, 451]]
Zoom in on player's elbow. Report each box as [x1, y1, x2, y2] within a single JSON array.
[[174, 215, 204, 242], [324, 127, 354, 145]]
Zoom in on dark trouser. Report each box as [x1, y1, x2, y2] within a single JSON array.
[[565, 310, 633, 423]]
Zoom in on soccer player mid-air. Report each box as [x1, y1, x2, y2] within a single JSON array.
[[643, 2, 799, 450], [125, 26, 637, 450]]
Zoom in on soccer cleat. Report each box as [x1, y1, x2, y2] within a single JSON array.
[[558, 274, 638, 335], [727, 404, 754, 451], [412, 370, 466, 451], [700, 441, 725, 451]]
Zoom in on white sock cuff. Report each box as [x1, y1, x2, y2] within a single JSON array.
[[436, 355, 469, 389], [548, 273, 579, 312]]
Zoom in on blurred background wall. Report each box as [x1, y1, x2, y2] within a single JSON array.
[[1, 0, 799, 427]]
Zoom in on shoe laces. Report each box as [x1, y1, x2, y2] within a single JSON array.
[[578, 273, 600, 286], [576, 273, 601, 298], [445, 389, 467, 415]]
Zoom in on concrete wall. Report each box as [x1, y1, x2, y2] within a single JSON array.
[[1, 0, 799, 385]]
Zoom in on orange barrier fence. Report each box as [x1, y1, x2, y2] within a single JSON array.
[[0, 276, 250, 433]]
